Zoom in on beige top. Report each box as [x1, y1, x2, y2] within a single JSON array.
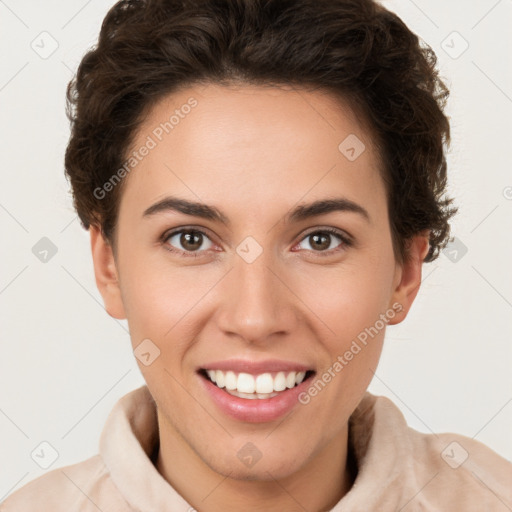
[[2, 385, 511, 511]]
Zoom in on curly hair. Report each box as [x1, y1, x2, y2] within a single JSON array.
[[65, 0, 458, 264]]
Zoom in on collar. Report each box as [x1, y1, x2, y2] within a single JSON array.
[[99, 385, 419, 511]]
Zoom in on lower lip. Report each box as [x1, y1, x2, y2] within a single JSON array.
[[198, 372, 313, 423]]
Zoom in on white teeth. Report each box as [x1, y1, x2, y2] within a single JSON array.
[[226, 389, 280, 399], [237, 373, 255, 394], [255, 373, 274, 394], [204, 369, 309, 397], [257, 392, 278, 399], [274, 372, 286, 391], [225, 371, 237, 390], [215, 370, 225, 388], [286, 372, 296, 388]]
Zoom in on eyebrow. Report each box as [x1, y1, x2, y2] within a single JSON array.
[[142, 196, 371, 225]]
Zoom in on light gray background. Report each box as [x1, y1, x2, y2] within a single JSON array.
[[1, 0, 511, 500]]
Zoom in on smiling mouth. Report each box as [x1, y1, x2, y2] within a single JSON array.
[[198, 368, 316, 399]]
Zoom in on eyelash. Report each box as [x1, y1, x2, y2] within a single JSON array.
[[160, 226, 353, 259]]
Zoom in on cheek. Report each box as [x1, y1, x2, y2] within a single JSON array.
[[296, 255, 392, 399], [298, 257, 394, 340], [118, 251, 224, 343]]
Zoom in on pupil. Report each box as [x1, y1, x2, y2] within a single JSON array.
[[182, 231, 201, 250], [311, 233, 329, 250]]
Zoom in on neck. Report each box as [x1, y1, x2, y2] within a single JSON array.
[[155, 416, 356, 512]]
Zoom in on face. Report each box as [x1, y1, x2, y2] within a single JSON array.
[[91, 83, 428, 481]]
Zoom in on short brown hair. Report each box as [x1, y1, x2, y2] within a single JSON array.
[[64, 0, 458, 264]]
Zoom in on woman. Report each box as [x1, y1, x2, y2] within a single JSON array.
[[3, 0, 511, 510]]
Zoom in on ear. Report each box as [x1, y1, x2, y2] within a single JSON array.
[[387, 230, 430, 325], [90, 225, 126, 319]]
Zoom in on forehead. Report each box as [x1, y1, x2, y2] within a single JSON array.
[[120, 83, 386, 226]]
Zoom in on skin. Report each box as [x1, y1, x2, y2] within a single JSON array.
[[90, 83, 429, 511]]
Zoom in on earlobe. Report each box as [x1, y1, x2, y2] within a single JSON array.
[[387, 231, 430, 325], [90, 225, 126, 320]]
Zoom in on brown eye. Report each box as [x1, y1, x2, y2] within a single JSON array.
[[296, 228, 352, 255], [308, 232, 331, 251], [164, 229, 213, 256]]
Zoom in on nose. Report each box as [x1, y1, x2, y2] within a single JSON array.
[[215, 247, 298, 345]]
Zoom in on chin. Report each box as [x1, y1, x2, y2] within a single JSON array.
[[202, 446, 307, 482]]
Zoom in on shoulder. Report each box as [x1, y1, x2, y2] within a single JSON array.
[[376, 394, 512, 511], [0, 454, 130, 511], [414, 429, 512, 510]]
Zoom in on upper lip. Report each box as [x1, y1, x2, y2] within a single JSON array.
[[199, 359, 313, 375]]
